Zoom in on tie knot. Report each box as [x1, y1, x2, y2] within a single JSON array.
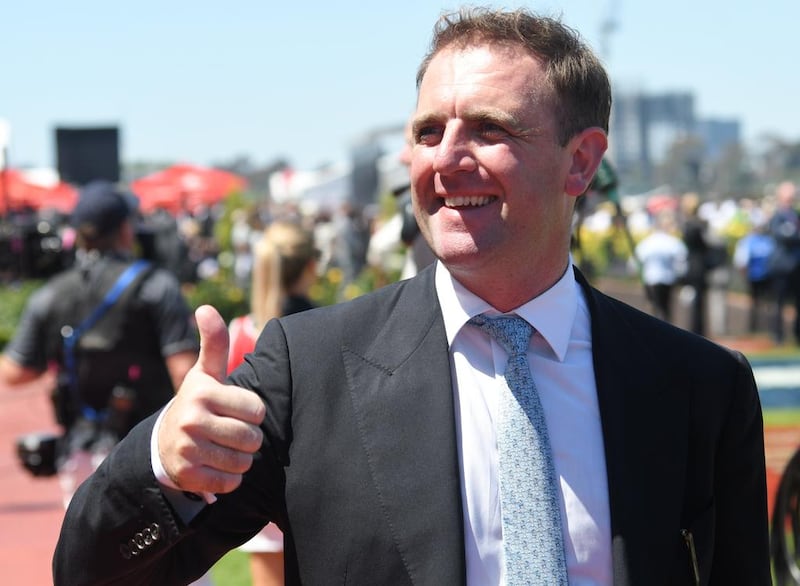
[[469, 314, 533, 357]]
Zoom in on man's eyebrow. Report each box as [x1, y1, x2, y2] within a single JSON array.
[[462, 107, 523, 130], [411, 113, 443, 135], [412, 109, 519, 130], [411, 108, 541, 139]]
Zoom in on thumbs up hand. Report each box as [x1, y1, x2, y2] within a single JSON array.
[[158, 305, 266, 495]]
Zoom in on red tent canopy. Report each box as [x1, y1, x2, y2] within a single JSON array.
[[0, 169, 78, 214], [645, 193, 679, 215], [130, 163, 248, 215]]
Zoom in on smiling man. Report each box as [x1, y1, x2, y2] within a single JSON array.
[[54, 8, 770, 586], [410, 36, 608, 311]]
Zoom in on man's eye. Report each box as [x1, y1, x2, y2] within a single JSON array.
[[478, 122, 508, 139], [415, 126, 442, 145]]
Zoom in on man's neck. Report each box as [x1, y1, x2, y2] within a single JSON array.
[[446, 257, 571, 313]]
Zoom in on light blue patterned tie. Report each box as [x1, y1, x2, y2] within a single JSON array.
[[469, 314, 568, 586]]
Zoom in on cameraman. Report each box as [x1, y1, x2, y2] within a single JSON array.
[[0, 180, 199, 507]]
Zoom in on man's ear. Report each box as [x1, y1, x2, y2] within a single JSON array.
[[564, 128, 608, 197]]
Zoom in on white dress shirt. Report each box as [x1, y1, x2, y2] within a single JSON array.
[[436, 261, 612, 585]]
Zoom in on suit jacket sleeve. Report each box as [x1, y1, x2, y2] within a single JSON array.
[[52, 413, 228, 585], [52, 267, 464, 586], [52, 346, 291, 586]]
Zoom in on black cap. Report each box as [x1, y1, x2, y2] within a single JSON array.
[[71, 180, 139, 238]]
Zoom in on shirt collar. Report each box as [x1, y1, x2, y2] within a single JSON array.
[[435, 259, 578, 362]]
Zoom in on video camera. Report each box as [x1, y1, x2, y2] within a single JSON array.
[[15, 431, 60, 477]]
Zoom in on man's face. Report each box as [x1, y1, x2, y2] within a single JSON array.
[[410, 44, 582, 294]]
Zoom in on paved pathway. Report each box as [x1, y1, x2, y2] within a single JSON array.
[[0, 371, 63, 586]]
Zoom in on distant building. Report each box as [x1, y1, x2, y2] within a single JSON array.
[[611, 91, 695, 192], [610, 90, 741, 194], [696, 118, 741, 162]]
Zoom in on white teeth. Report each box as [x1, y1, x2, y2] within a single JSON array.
[[443, 195, 493, 207]]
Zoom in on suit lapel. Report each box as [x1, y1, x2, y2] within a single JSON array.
[[578, 271, 691, 585], [342, 268, 466, 584]]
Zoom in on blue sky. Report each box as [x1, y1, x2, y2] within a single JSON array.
[[3, 0, 798, 172]]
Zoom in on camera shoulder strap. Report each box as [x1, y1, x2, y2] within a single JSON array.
[[61, 259, 151, 421]]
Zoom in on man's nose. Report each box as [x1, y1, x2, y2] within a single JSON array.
[[433, 126, 478, 175]]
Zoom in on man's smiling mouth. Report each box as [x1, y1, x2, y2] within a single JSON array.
[[443, 195, 496, 208]]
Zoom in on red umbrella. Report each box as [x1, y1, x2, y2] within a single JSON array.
[[0, 169, 78, 214], [130, 163, 247, 215], [645, 193, 678, 215]]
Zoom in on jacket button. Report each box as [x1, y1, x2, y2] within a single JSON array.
[[128, 539, 140, 555]]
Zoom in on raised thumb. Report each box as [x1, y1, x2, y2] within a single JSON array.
[[194, 304, 230, 382]]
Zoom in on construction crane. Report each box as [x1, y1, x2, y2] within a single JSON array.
[[599, 0, 621, 61]]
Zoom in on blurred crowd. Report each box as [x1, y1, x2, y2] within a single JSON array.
[[577, 179, 800, 344], [4, 178, 800, 346]]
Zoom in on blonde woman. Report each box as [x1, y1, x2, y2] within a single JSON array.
[[227, 219, 318, 586]]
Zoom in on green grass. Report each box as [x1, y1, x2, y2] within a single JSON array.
[[211, 550, 252, 586], [764, 409, 800, 427], [0, 279, 42, 349], [751, 347, 800, 360]]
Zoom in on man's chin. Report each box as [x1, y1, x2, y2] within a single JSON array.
[[434, 246, 487, 272]]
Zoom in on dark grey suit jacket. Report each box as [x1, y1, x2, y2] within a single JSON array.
[[52, 265, 770, 585]]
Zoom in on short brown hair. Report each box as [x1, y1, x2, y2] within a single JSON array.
[[416, 7, 611, 146]]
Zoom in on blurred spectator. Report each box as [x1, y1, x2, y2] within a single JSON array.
[[680, 193, 713, 336], [311, 208, 336, 274], [733, 221, 776, 333], [331, 200, 371, 286], [394, 116, 435, 279], [139, 206, 195, 282], [177, 205, 222, 282], [0, 208, 72, 281], [0, 181, 199, 509], [227, 219, 320, 586], [368, 117, 435, 279], [367, 207, 406, 276], [230, 208, 258, 288], [633, 211, 688, 323], [767, 180, 800, 344]]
